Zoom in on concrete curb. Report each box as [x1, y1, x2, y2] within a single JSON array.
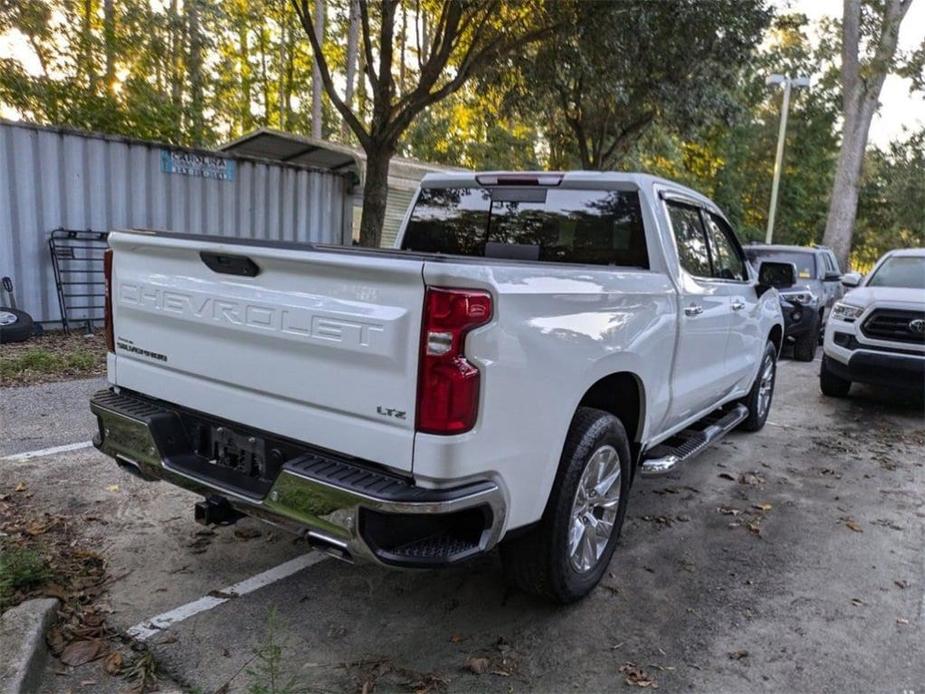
[[0, 598, 59, 694]]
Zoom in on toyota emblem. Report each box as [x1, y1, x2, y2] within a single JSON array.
[[909, 318, 925, 335]]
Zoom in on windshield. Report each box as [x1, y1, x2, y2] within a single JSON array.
[[744, 249, 816, 280], [401, 186, 649, 267], [867, 255, 925, 289]]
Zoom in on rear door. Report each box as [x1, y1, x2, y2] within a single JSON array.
[[702, 212, 760, 391], [663, 200, 734, 426], [108, 232, 425, 473]]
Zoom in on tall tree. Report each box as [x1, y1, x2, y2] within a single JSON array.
[[506, 0, 772, 171], [291, 0, 554, 247], [822, 0, 914, 269], [310, 0, 325, 137]]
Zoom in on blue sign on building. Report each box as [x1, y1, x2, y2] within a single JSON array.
[[161, 149, 236, 181]]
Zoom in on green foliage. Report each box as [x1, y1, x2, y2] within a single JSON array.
[[246, 608, 304, 694], [854, 130, 925, 268], [0, 545, 51, 609]]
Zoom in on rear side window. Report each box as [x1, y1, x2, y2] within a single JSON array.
[[666, 202, 711, 277], [402, 187, 648, 268], [704, 213, 747, 281]]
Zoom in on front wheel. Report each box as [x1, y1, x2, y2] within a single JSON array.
[[820, 355, 851, 397], [500, 407, 631, 604], [793, 321, 818, 362], [738, 340, 777, 432]]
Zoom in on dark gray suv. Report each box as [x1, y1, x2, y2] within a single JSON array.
[[745, 245, 846, 361]]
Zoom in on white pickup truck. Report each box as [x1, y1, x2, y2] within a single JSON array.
[[91, 172, 791, 602]]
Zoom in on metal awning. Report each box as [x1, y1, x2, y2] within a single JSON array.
[[219, 129, 361, 172], [219, 128, 464, 189]]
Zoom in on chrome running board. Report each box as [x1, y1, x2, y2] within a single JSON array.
[[640, 404, 749, 477]]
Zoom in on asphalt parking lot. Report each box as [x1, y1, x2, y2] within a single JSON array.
[[2, 355, 923, 693]]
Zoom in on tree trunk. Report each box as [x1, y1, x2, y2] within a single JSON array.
[[238, 23, 253, 133], [822, 0, 911, 271], [187, 0, 205, 144], [278, 0, 288, 128], [342, 0, 360, 139], [822, 108, 873, 270], [169, 0, 182, 112], [103, 0, 115, 91], [311, 0, 325, 138], [359, 146, 393, 248]]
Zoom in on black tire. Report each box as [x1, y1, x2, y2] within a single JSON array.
[[738, 340, 777, 432], [793, 320, 818, 362], [500, 407, 631, 604], [0, 307, 34, 344], [819, 355, 851, 397]]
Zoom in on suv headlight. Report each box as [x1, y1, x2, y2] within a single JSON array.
[[780, 291, 817, 305], [831, 302, 864, 322]]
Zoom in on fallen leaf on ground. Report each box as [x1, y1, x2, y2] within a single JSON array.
[[60, 639, 106, 667], [738, 472, 765, 486], [105, 485, 119, 493], [897, 617, 909, 625], [718, 473, 736, 481], [850, 598, 865, 607], [728, 650, 749, 660], [465, 656, 490, 674], [894, 580, 910, 589], [103, 652, 123, 675], [15, 482, 27, 492], [841, 517, 863, 533], [718, 506, 742, 516], [450, 634, 463, 643], [619, 663, 658, 688], [233, 527, 261, 540], [753, 503, 773, 512]]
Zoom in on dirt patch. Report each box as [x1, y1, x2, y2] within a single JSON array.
[[0, 479, 162, 692], [0, 331, 106, 387]]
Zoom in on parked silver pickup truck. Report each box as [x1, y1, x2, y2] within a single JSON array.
[[91, 172, 792, 602]]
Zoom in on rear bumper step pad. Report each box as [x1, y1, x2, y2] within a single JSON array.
[[90, 388, 506, 567]]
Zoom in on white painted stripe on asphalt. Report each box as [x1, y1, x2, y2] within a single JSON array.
[[1, 440, 94, 462], [126, 552, 327, 641]]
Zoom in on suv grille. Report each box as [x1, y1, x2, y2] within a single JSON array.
[[861, 309, 925, 345]]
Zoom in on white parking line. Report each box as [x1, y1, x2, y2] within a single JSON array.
[[1, 440, 94, 462], [126, 552, 327, 641]]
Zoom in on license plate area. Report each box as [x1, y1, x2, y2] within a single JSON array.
[[208, 425, 267, 478]]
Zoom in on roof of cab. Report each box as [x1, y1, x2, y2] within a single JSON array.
[[883, 247, 925, 258], [419, 170, 717, 208]]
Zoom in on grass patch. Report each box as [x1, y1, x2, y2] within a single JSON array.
[[0, 331, 106, 386], [0, 545, 51, 610]]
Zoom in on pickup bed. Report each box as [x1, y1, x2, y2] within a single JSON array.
[[91, 171, 788, 602]]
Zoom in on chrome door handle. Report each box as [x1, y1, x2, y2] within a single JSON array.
[[684, 305, 704, 317], [731, 300, 746, 311]]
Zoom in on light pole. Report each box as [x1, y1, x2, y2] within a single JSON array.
[[765, 74, 810, 244]]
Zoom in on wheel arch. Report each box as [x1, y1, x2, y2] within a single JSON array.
[[768, 323, 784, 356], [575, 371, 646, 458]]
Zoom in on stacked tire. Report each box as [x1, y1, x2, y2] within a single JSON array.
[[0, 308, 34, 344]]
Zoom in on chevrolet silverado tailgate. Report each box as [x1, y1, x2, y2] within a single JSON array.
[[107, 231, 424, 473]]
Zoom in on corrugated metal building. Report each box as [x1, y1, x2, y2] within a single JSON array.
[[0, 120, 352, 324]]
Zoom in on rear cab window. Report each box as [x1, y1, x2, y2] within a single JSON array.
[[401, 186, 649, 268]]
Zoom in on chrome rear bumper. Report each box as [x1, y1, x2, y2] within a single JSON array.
[[90, 388, 506, 567]]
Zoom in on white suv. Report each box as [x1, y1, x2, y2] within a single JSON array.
[[820, 248, 925, 397]]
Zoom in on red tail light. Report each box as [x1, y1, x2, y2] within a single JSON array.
[[103, 248, 114, 352], [416, 287, 492, 435]]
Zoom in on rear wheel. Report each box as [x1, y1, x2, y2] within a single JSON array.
[[820, 355, 851, 397], [738, 340, 777, 432], [501, 407, 631, 604]]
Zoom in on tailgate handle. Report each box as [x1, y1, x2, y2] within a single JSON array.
[[200, 252, 260, 277]]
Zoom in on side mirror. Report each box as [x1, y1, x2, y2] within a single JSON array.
[[841, 272, 862, 288], [823, 271, 842, 282], [758, 261, 797, 290]]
